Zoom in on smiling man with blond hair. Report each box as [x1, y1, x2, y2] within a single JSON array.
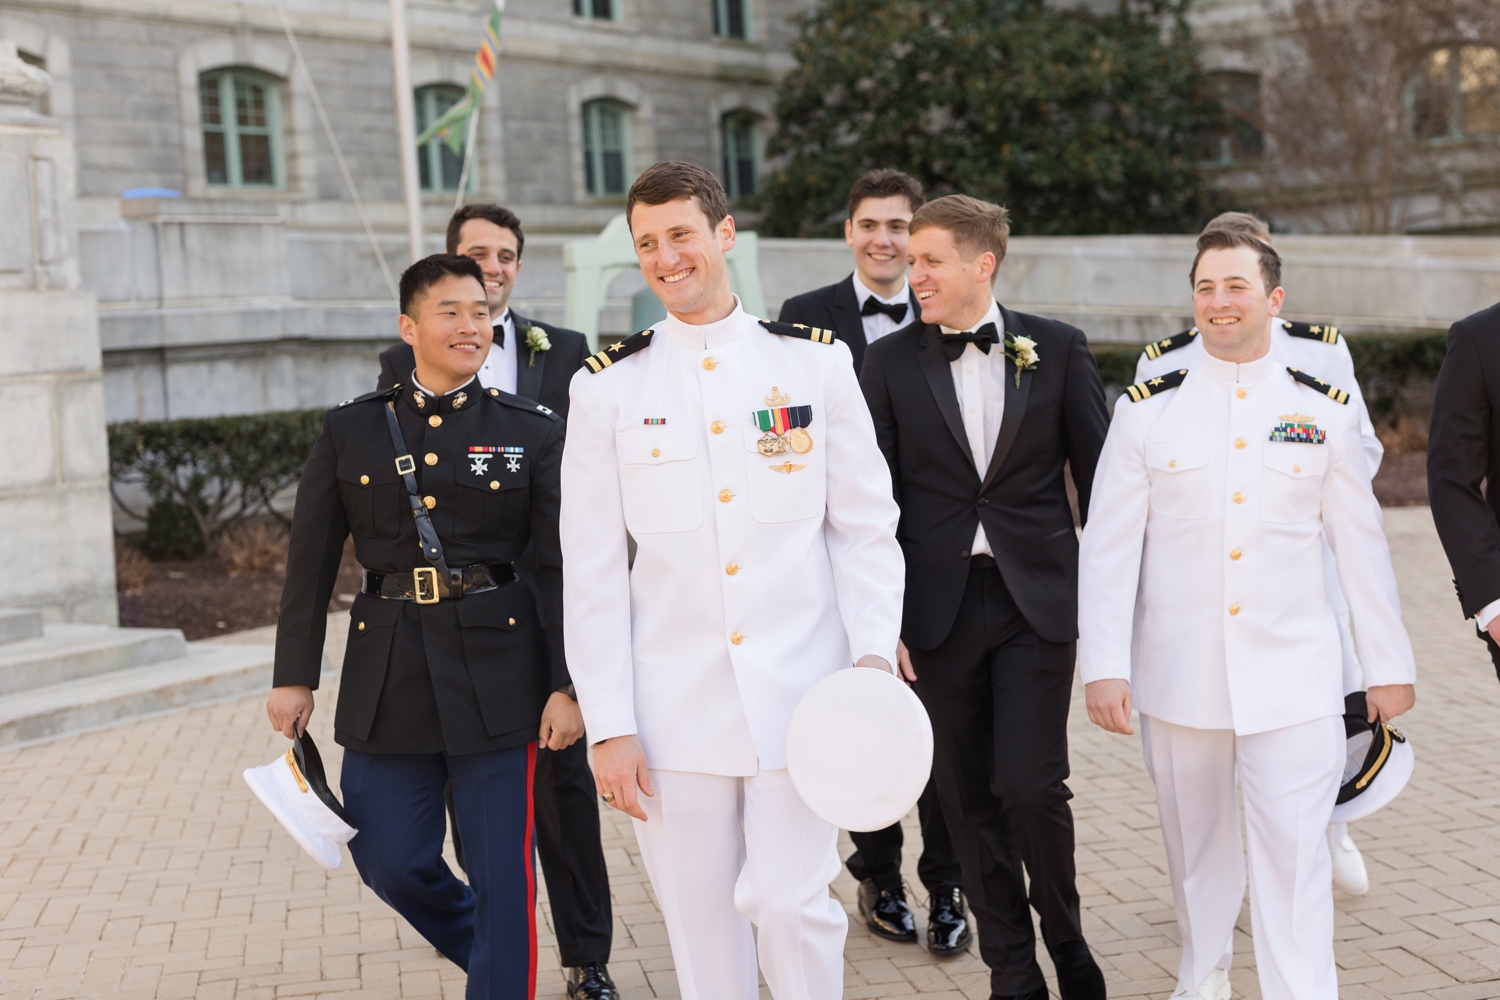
[[558, 160, 905, 1000]]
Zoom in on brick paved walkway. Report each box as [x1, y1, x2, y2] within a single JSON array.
[[3, 506, 1499, 1000]]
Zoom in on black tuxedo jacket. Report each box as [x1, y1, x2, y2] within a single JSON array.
[[860, 305, 1109, 648], [378, 312, 590, 418], [777, 274, 921, 375], [1429, 301, 1500, 618], [274, 382, 566, 755]]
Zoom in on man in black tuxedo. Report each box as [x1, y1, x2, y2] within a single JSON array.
[[377, 206, 614, 1000], [780, 169, 967, 954], [777, 169, 925, 376], [1428, 301, 1500, 681], [861, 195, 1110, 1000], [378, 204, 590, 414]]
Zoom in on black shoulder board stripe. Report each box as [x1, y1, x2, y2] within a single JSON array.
[[1284, 320, 1340, 344], [1123, 368, 1188, 403], [759, 319, 836, 344], [1143, 327, 1198, 360], [1287, 367, 1350, 403], [583, 329, 654, 373], [337, 386, 400, 408]]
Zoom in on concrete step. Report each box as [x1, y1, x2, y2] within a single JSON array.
[[0, 608, 43, 646], [0, 624, 188, 696], [0, 641, 276, 748]]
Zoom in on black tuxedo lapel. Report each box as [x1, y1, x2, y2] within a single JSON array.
[[916, 324, 979, 476], [831, 276, 867, 371], [511, 312, 546, 402], [908, 288, 922, 326], [981, 306, 1032, 492]]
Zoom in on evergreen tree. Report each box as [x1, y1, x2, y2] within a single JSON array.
[[757, 0, 1222, 236]]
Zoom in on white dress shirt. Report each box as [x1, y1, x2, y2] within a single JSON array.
[[851, 273, 911, 344], [945, 300, 1007, 558], [560, 298, 905, 774], [476, 309, 517, 395]]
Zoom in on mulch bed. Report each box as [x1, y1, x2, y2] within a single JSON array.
[[118, 543, 362, 640], [119, 456, 1430, 639]]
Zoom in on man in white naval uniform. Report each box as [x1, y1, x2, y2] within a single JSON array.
[[1079, 229, 1416, 1000], [559, 161, 905, 1000], [1133, 212, 1383, 895]]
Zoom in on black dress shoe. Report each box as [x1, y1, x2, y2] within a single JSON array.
[[857, 879, 917, 942], [1051, 940, 1106, 1000], [566, 962, 618, 1000], [926, 886, 973, 954]]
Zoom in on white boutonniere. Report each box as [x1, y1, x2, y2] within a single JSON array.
[[524, 325, 551, 368], [1004, 331, 1039, 387]]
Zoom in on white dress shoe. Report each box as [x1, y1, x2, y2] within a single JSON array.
[[1330, 833, 1370, 895], [1169, 968, 1230, 1000]]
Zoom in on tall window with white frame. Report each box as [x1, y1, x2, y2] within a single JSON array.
[[582, 99, 629, 198], [722, 111, 759, 200], [415, 84, 470, 193], [573, 0, 617, 19], [713, 0, 750, 40], [1204, 71, 1264, 165], [1410, 46, 1500, 143], [200, 68, 283, 188]]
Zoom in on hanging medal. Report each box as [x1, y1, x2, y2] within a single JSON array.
[[753, 387, 815, 457]]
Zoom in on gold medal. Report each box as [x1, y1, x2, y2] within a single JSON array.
[[786, 427, 813, 454], [758, 433, 787, 457]]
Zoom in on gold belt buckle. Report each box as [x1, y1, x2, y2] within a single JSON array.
[[413, 566, 440, 604]]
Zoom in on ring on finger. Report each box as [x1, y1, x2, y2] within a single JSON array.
[[602, 791, 615, 804]]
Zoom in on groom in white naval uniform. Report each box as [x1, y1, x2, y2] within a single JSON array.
[[559, 160, 905, 999], [1079, 229, 1417, 1000], [1132, 211, 1383, 896]]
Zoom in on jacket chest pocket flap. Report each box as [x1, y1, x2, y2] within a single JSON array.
[[1144, 441, 1210, 520], [336, 454, 403, 539], [741, 422, 826, 523], [455, 452, 528, 541], [1261, 444, 1327, 524], [617, 429, 703, 534]]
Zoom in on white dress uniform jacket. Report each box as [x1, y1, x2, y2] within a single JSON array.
[[1078, 350, 1416, 735], [560, 299, 905, 775]]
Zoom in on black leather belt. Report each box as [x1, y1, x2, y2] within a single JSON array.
[[361, 563, 516, 604]]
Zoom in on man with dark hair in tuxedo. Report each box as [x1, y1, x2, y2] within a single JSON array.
[[778, 169, 926, 376], [780, 169, 966, 952], [861, 194, 1110, 1000], [377, 205, 615, 1000], [1429, 301, 1500, 681]]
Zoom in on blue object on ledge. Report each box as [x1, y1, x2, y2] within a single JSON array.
[[121, 187, 183, 199]]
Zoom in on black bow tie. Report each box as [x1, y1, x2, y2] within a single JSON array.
[[861, 297, 909, 324], [939, 323, 996, 362], [492, 313, 509, 349]]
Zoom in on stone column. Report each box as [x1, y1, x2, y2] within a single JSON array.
[[0, 40, 116, 623]]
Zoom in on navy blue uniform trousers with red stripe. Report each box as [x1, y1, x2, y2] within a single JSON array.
[[341, 744, 537, 1000]]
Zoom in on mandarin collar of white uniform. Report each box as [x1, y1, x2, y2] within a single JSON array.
[[1198, 346, 1281, 386], [658, 296, 747, 351]]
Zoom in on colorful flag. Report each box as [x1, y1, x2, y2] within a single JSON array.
[[416, 0, 504, 154]]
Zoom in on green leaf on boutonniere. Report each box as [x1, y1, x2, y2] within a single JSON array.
[[524, 325, 552, 368]]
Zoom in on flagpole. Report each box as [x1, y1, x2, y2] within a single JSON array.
[[453, 105, 479, 213], [389, 0, 424, 263]]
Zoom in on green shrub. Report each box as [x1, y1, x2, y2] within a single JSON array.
[[109, 409, 325, 559]]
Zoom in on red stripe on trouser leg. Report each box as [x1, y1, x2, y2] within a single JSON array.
[[526, 741, 538, 999]]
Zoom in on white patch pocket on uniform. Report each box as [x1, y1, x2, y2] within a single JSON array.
[[1261, 443, 1327, 524], [742, 422, 826, 523], [617, 429, 703, 533], [1144, 441, 1210, 520]]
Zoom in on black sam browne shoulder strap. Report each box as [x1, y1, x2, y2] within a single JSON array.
[[383, 399, 459, 601]]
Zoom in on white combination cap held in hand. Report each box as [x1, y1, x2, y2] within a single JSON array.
[[243, 731, 358, 870], [786, 667, 933, 832], [1331, 691, 1414, 825]]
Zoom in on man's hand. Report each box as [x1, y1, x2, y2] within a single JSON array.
[[1487, 618, 1500, 647], [539, 690, 585, 750], [896, 639, 916, 683], [1366, 684, 1415, 724], [1085, 679, 1134, 735], [593, 735, 653, 821], [855, 654, 893, 674], [267, 686, 314, 739]]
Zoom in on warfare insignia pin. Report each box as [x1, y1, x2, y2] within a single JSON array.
[[768, 462, 807, 474]]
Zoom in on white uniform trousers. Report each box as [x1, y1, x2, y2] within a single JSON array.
[[1140, 714, 1344, 1000], [631, 767, 847, 1000]]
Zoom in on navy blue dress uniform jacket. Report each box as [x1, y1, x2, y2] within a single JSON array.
[[273, 379, 567, 756], [859, 306, 1109, 650], [377, 314, 590, 418]]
